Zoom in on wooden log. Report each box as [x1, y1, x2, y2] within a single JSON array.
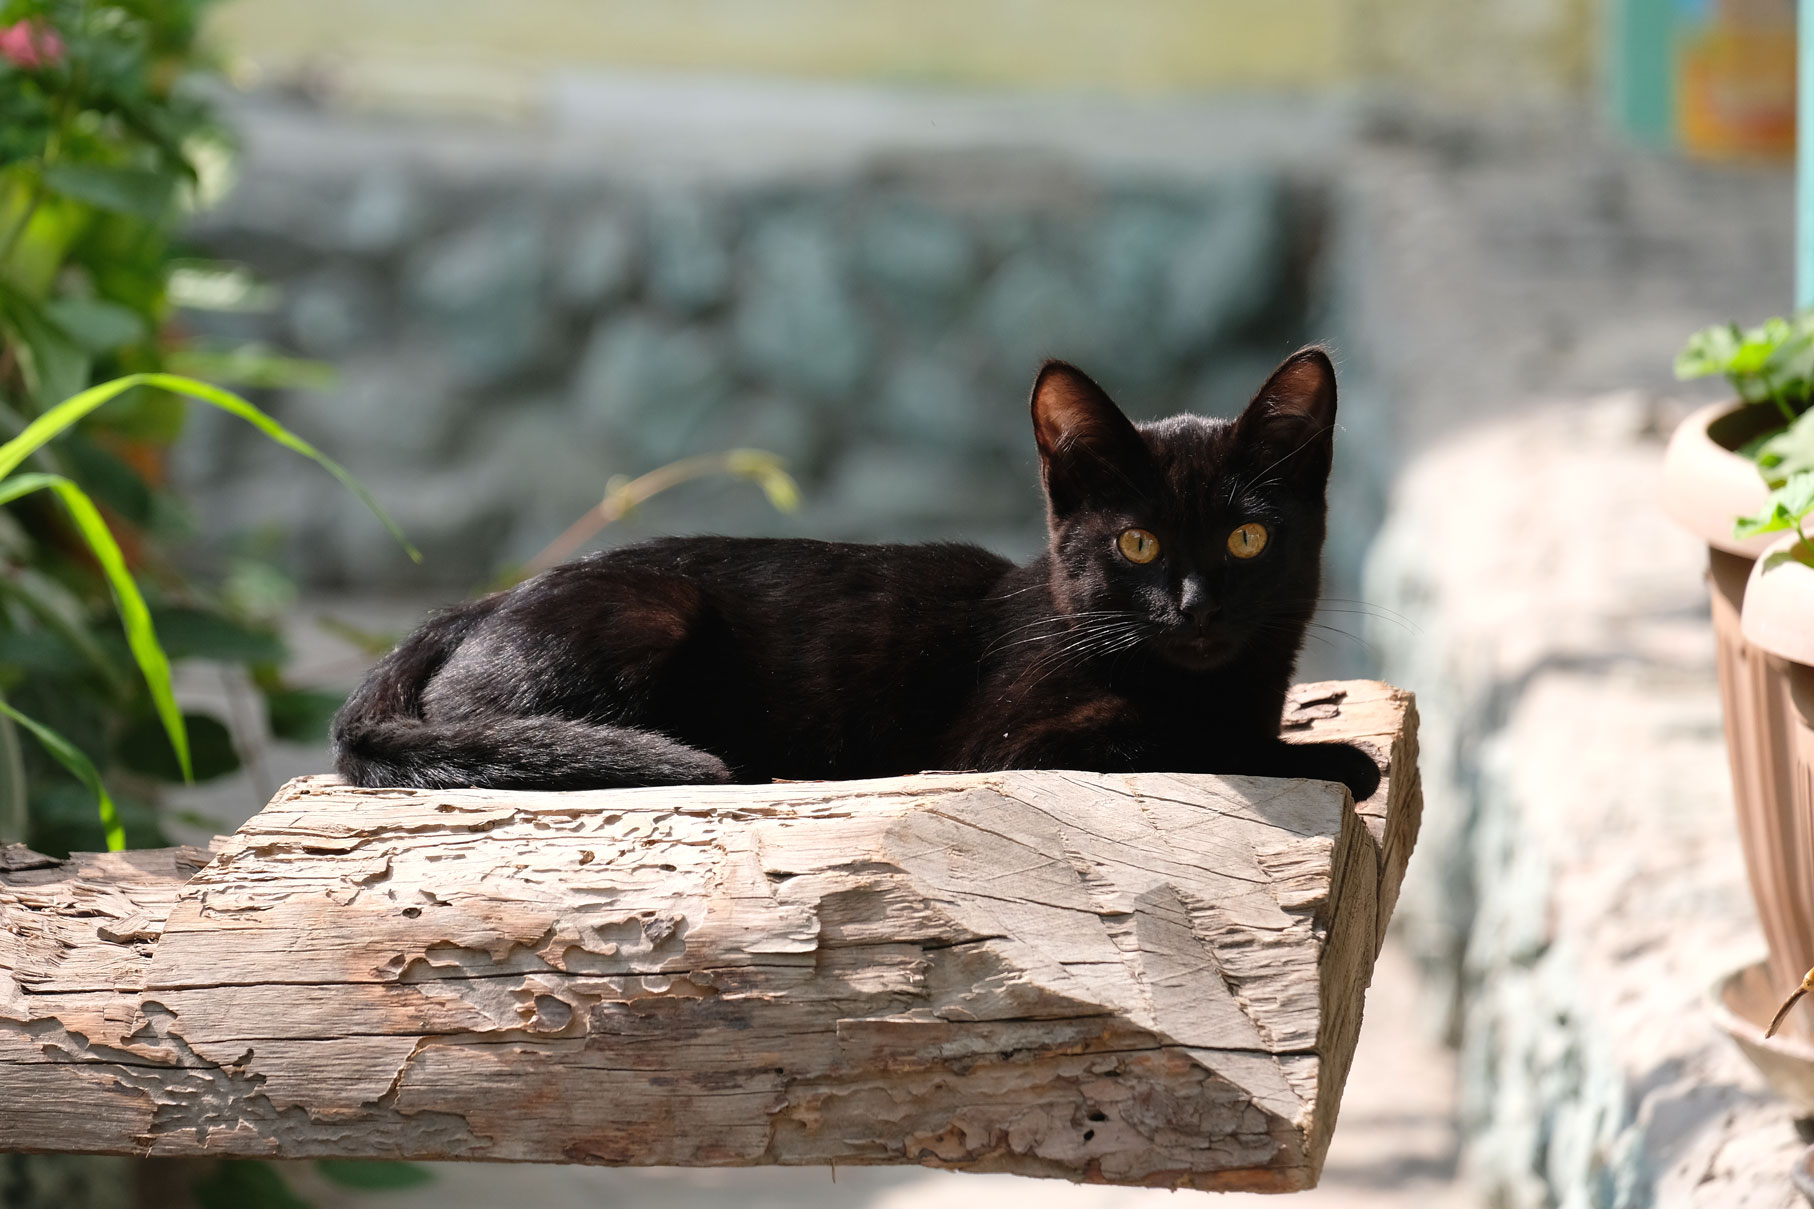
[[1283, 679, 1422, 956], [0, 679, 1418, 1193]]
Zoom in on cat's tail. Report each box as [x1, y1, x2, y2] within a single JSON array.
[[330, 599, 732, 791]]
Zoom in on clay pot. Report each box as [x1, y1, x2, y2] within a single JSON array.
[[1664, 402, 1814, 1031], [1711, 960, 1814, 1115], [1733, 535, 1814, 1010], [1743, 535, 1814, 668], [1660, 399, 1776, 557]]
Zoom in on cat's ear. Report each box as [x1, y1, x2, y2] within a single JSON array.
[[1235, 347, 1337, 491], [1030, 361, 1150, 514]]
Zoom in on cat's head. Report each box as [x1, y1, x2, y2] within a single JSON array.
[[1029, 349, 1337, 672]]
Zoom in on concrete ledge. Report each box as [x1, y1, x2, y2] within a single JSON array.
[[1366, 395, 1804, 1208]]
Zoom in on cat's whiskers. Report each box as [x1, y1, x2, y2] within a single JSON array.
[[1223, 423, 1336, 504], [1306, 622, 1371, 650], [1006, 616, 1156, 694], [1247, 617, 1371, 653], [1011, 622, 1141, 671], [988, 581, 1055, 602], [982, 610, 1147, 657], [1272, 596, 1420, 634]]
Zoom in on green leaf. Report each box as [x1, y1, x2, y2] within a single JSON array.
[[1676, 312, 1814, 416], [44, 297, 147, 353], [166, 261, 280, 313], [0, 287, 90, 406], [263, 687, 345, 744], [0, 711, 24, 848], [725, 449, 801, 512], [222, 559, 297, 624], [148, 606, 287, 665], [60, 435, 155, 526], [25, 784, 165, 859], [0, 630, 97, 679], [312, 613, 402, 659], [1735, 471, 1814, 539], [0, 472, 189, 782], [1675, 322, 1743, 380], [193, 1160, 313, 1209], [1757, 406, 1814, 488], [1729, 336, 1779, 377], [0, 696, 122, 851], [315, 1160, 434, 1191], [165, 344, 337, 391], [0, 567, 129, 693], [117, 711, 240, 783], [41, 163, 175, 221], [0, 373, 418, 563]]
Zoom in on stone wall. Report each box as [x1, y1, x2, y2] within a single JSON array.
[[176, 106, 1317, 590], [1365, 395, 1803, 1208]]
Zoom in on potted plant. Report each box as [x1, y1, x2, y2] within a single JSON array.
[[1667, 317, 1814, 1089], [1668, 315, 1814, 1023], [1738, 472, 1814, 1015]]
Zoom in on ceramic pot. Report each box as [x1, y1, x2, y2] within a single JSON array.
[[1711, 960, 1814, 1115], [1743, 535, 1814, 668], [1664, 402, 1814, 1027], [1733, 535, 1814, 1016], [1661, 400, 1779, 557]]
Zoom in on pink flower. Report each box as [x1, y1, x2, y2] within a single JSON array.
[[0, 19, 64, 70]]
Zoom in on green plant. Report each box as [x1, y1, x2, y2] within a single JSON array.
[[0, 371, 409, 848], [0, 0, 354, 858], [1, 7, 429, 1206], [1735, 470, 1814, 555], [1677, 312, 1814, 429], [1675, 315, 1814, 542], [1753, 406, 1814, 491]]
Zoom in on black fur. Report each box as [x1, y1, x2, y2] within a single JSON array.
[[333, 349, 1380, 801]]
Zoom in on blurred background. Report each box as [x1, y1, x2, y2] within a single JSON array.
[[0, 0, 1800, 1206]]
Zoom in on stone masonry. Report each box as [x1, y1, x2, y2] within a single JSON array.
[[176, 98, 1317, 589], [1367, 394, 1804, 1208]]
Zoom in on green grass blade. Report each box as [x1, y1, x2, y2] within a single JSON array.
[[0, 375, 148, 479], [0, 696, 124, 851], [0, 372, 418, 561], [137, 373, 418, 561], [0, 472, 189, 781]]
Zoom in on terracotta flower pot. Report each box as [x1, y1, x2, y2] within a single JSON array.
[[1660, 399, 1777, 557], [1711, 960, 1814, 1115], [1663, 401, 1814, 1030], [1734, 535, 1814, 1017], [1743, 535, 1814, 668]]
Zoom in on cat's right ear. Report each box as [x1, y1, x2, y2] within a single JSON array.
[[1234, 347, 1338, 492], [1030, 361, 1149, 514]]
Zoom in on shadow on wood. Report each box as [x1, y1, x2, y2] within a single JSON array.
[[0, 680, 1418, 1193]]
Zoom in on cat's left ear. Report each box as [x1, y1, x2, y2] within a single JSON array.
[[1030, 361, 1151, 514], [1235, 347, 1338, 491]]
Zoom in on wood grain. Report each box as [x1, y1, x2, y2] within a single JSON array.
[[0, 679, 1417, 1192]]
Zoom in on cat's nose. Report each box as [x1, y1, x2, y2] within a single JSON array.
[[1182, 602, 1220, 629], [1179, 581, 1220, 628]]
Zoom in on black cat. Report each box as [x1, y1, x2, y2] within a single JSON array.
[[332, 348, 1380, 801]]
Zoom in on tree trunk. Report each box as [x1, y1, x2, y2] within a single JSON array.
[[0, 680, 1418, 1193]]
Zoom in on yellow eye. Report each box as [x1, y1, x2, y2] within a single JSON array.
[[1227, 522, 1269, 559], [1117, 528, 1160, 564]]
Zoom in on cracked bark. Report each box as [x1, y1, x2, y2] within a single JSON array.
[[0, 679, 1418, 1193]]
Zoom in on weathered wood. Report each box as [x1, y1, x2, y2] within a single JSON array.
[[1283, 679, 1422, 956], [0, 679, 1417, 1192]]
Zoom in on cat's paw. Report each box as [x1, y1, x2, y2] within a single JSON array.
[[1293, 740, 1381, 802], [1329, 744, 1382, 802]]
